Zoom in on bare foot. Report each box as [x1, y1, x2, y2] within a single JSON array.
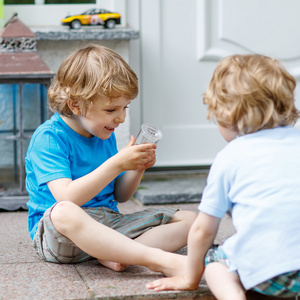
[[148, 250, 187, 277], [98, 259, 128, 272]]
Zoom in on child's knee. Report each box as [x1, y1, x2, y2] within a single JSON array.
[[50, 201, 80, 234], [172, 210, 197, 227]]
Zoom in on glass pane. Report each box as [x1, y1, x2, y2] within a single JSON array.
[[0, 83, 48, 135], [45, 0, 95, 4], [0, 139, 19, 193], [0, 83, 48, 197], [0, 137, 30, 196], [0, 84, 17, 135], [23, 84, 48, 135], [4, 0, 34, 4]]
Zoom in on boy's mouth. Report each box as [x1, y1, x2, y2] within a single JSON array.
[[105, 126, 115, 132]]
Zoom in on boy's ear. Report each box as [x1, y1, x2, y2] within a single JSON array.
[[67, 100, 81, 115]]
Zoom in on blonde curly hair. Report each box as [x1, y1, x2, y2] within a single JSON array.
[[203, 54, 299, 134], [48, 44, 138, 116]]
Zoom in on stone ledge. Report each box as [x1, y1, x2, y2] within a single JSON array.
[[30, 26, 139, 41], [135, 174, 208, 205]]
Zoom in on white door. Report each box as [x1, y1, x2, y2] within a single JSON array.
[[128, 0, 300, 167]]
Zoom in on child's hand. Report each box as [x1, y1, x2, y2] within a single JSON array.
[[117, 135, 157, 171], [146, 275, 198, 291]]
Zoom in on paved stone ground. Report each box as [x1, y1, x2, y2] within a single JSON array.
[[0, 200, 211, 299], [0, 172, 294, 299]]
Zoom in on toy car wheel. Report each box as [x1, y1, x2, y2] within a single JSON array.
[[105, 19, 116, 29], [70, 20, 81, 29]]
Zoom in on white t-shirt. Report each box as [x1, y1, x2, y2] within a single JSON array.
[[199, 126, 300, 290]]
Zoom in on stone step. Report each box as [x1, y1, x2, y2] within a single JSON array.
[[134, 171, 209, 205]]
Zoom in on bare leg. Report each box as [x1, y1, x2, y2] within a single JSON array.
[[135, 210, 197, 252], [99, 210, 196, 271], [205, 262, 246, 300], [50, 201, 186, 276]]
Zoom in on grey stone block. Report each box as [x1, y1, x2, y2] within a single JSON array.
[[32, 26, 139, 41], [135, 174, 208, 205]]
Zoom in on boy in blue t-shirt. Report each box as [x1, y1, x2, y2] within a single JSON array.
[[147, 54, 300, 298], [25, 44, 196, 272]]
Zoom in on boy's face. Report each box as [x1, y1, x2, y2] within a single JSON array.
[[74, 96, 131, 139]]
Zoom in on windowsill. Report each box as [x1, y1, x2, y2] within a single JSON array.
[[30, 26, 139, 41]]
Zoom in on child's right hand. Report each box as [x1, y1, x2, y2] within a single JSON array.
[[116, 135, 157, 171], [146, 275, 198, 291]]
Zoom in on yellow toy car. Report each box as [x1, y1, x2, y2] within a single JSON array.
[[61, 8, 121, 29]]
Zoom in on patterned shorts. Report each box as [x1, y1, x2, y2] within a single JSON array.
[[33, 203, 178, 264], [253, 271, 300, 298], [204, 244, 231, 268], [204, 244, 300, 298]]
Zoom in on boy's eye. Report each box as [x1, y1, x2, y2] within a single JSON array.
[[106, 105, 129, 113]]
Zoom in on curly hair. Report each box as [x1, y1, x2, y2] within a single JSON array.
[[203, 54, 299, 134], [48, 44, 138, 116]]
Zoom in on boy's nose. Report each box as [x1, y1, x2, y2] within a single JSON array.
[[115, 112, 126, 123]]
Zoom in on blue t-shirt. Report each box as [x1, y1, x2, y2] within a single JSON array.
[[199, 126, 300, 290], [25, 113, 123, 240]]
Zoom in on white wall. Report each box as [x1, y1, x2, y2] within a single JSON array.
[[126, 0, 300, 167]]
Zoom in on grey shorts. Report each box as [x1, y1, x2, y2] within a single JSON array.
[[33, 203, 178, 264]]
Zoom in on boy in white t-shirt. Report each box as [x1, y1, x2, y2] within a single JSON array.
[[147, 54, 300, 299]]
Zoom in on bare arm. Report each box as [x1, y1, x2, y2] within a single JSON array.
[[185, 212, 221, 288], [146, 212, 221, 291], [47, 136, 156, 206], [113, 169, 144, 203]]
